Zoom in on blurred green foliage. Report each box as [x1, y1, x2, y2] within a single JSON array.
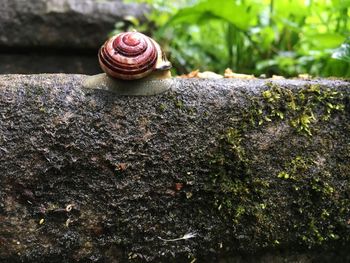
[[116, 0, 350, 77]]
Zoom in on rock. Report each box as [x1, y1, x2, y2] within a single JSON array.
[[0, 0, 148, 49], [0, 75, 349, 262], [0, 53, 100, 75], [0, 0, 148, 75]]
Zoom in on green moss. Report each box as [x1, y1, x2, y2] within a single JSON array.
[[174, 99, 184, 109], [158, 103, 167, 112], [209, 82, 349, 250], [277, 156, 310, 181], [168, 95, 197, 115], [249, 83, 345, 136], [224, 128, 246, 163], [211, 125, 268, 231], [39, 107, 47, 113], [274, 154, 343, 245]]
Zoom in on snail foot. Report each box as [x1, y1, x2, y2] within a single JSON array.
[[83, 73, 174, 96]]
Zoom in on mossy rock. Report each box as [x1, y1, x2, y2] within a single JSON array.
[[0, 75, 349, 262]]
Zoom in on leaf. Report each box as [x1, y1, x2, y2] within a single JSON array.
[[259, 27, 276, 49], [306, 33, 346, 50], [163, 0, 256, 30], [274, 0, 309, 21], [332, 43, 350, 63], [331, 0, 350, 9]]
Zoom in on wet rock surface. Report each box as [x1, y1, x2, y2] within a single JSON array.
[[0, 52, 100, 75], [0, 75, 349, 262], [0, 0, 147, 74], [0, 0, 147, 49]]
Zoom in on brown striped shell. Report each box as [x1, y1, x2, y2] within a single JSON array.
[[98, 32, 171, 80]]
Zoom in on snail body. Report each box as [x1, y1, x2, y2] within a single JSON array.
[[98, 31, 171, 80]]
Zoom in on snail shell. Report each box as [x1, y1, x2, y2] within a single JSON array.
[[98, 31, 171, 80]]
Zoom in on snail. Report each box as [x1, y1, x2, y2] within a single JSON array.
[[99, 31, 172, 80], [83, 31, 174, 96]]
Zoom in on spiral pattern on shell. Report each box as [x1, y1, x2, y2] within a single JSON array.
[[98, 32, 159, 80]]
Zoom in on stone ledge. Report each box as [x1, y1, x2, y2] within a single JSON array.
[[0, 0, 147, 74], [0, 0, 147, 49], [0, 75, 349, 262]]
